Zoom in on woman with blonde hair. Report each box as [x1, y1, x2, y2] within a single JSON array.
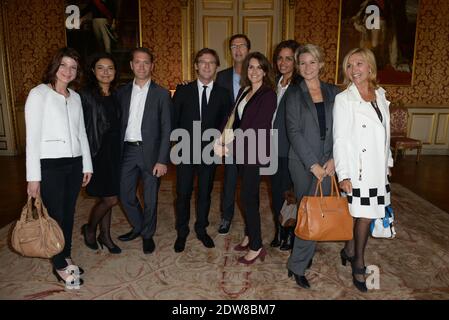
[[333, 47, 393, 292], [285, 44, 340, 289]]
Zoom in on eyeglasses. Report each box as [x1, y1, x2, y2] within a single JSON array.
[[230, 44, 248, 50]]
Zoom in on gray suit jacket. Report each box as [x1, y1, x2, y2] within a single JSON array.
[[273, 74, 302, 158], [117, 81, 172, 171], [285, 80, 340, 197]]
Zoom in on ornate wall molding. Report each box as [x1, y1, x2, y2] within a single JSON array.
[[0, 0, 17, 154], [181, 0, 194, 80], [283, 0, 295, 39]]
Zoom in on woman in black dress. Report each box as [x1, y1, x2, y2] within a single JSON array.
[[80, 52, 121, 254]]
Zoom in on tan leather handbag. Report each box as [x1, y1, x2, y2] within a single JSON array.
[[11, 196, 65, 258], [295, 176, 353, 241]]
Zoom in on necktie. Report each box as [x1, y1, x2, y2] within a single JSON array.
[[201, 85, 208, 120]]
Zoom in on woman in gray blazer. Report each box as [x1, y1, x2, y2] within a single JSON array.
[[285, 44, 340, 289]]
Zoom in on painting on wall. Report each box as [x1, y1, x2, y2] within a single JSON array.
[[336, 0, 419, 85], [65, 0, 141, 81]]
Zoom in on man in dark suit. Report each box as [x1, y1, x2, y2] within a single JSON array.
[[172, 48, 232, 252], [215, 34, 251, 235], [116, 47, 172, 254]]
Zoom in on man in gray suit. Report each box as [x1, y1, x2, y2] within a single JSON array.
[[116, 47, 172, 254], [215, 34, 250, 235]]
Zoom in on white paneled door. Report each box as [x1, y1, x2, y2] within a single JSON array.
[[194, 0, 282, 72]]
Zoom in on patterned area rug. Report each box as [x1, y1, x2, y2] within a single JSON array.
[[1, 181, 448, 300]]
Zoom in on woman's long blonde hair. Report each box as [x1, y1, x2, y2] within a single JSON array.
[[342, 47, 378, 89]]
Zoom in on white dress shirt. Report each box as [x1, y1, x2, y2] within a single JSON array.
[[272, 76, 290, 127], [197, 79, 213, 119], [124, 79, 151, 142]]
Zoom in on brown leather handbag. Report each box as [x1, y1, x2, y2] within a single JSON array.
[[295, 176, 353, 241], [11, 196, 65, 258]]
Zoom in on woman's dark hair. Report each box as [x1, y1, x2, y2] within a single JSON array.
[[85, 52, 119, 96], [272, 40, 300, 76], [42, 47, 82, 87], [240, 52, 275, 89]]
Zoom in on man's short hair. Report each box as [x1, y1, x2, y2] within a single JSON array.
[[229, 34, 251, 50], [194, 48, 220, 67], [130, 47, 154, 63]]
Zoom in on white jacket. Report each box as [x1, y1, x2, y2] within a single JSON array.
[[333, 83, 393, 218], [25, 84, 93, 181]]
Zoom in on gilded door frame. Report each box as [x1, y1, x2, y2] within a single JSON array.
[[0, 1, 19, 154]]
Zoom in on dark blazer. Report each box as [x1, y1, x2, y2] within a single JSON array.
[[232, 85, 277, 166], [216, 67, 235, 103], [285, 80, 340, 197], [117, 80, 172, 171], [172, 80, 232, 159], [273, 74, 303, 158], [80, 88, 120, 158]]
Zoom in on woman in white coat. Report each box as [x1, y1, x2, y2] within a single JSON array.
[[333, 48, 393, 292], [25, 48, 93, 286]]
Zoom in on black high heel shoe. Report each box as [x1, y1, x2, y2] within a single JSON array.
[[287, 269, 310, 289], [81, 224, 99, 250], [340, 249, 354, 266], [98, 236, 122, 254], [52, 268, 84, 286], [351, 262, 368, 293]]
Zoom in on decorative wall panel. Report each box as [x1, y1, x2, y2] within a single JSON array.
[[400, 107, 449, 155], [294, 0, 340, 83], [141, 0, 182, 90], [4, 0, 65, 105], [435, 113, 449, 145]]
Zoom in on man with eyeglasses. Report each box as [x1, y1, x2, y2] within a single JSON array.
[[172, 48, 232, 252], [215, 34, 251, 235]]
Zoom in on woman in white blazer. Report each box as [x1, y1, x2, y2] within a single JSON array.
[[25, 48, 93, 286], [333, 48, 393, 292]]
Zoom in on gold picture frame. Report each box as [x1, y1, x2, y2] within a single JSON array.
[[65, 0, 142, 82], [335, 0, 420, 86]]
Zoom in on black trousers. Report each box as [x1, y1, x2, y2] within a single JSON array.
[[176, 163, 216, 238], [270, 157, 293, 224], [120, 144, 160, 239], [221, 163, 238, 222], [239, 164, 262, 251], [40, 157, 83, 270]]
